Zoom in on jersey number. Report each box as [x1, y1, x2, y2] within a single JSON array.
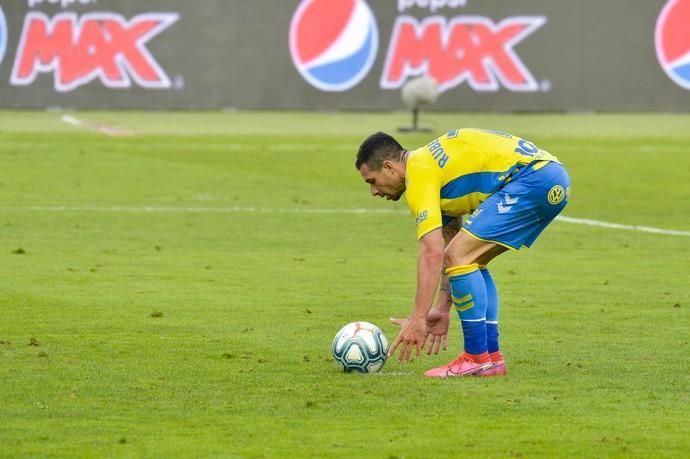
[[515, 139, 538, 156]]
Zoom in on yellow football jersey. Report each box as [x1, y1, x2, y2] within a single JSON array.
[[405, 128, 560, 239]]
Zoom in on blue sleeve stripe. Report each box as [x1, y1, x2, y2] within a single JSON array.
[[440, 163, 524, 199], [441, 171, 505, 199]]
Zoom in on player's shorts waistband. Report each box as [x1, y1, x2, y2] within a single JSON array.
[[507, 160, 559, 182], [529, 160, 552, 171]]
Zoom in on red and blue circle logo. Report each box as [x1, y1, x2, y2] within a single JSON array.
[[289, 0, 378, 92], [0, 6, 7, 68], [656, 0, 690, 89]]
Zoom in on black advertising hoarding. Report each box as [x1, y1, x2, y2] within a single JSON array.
[[0, 0, 688, 111]]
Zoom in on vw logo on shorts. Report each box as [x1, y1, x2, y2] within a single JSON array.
[[289, 0, 378, 92], [655, 0, 690, 89], [0, 6, 7, 68], [547, 185, 566, 205]]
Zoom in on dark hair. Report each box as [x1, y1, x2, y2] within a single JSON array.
[[355, 132, 404, 170]]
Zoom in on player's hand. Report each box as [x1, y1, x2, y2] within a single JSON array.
[[424, 308, 449, 355], [388, 316, 428, 362]]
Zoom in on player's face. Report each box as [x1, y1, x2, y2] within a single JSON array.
[[359, 161, 406, 201]]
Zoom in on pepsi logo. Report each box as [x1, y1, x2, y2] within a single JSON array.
[[289, 0, 378, 92], [656, 0, 690, 89], [0, 6, 7, 68]]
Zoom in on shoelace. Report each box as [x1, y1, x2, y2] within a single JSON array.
[[445, 355, 469, 368]]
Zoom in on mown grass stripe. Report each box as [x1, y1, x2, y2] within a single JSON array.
[[3, 206, 689, 237]]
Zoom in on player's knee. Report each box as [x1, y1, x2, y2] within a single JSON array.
[[445, 237, 501, 268], [444, 249, 472, 268]]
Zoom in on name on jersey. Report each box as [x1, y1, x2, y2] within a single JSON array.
[[427, 139, 448, 168]]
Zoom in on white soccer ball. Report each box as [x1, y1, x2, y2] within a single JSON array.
[[332, 321, 388, 373]]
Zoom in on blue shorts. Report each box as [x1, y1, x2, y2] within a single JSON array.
[[462, 161, 570, 250]]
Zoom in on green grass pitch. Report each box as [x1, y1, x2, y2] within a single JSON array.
[[1, 111, 689, 458]]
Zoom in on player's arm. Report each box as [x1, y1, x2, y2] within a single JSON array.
[[424, 217, 462, 354], [389, 228, 445, 362], [435, 217, 463, 311], [414, 228, 446, 321], [388, 160, 445, 362]]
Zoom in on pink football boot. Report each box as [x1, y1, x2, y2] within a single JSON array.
[[474, 352, 507, 377], [424, 352, 493, 378]]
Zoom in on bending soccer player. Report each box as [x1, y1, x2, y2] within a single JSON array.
[[355, 129, 570, 377]]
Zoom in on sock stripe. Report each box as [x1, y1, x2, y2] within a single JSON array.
[[450, 266, 488, 355], [455, 301, 475, 312], [451, 293, 472, 304]]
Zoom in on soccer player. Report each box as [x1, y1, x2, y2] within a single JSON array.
[[355, 129, 570, 377]]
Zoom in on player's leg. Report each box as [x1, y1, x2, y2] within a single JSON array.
[[424, 161, 570, 377], [478, 264, 507, 376], [468, 247, 508, 375], [451, 244, 507, 376], [471, 161, 569, 377], [424, 232, 498, 377]]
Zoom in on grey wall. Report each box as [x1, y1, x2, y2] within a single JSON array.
[[0, 0, 688, 111]]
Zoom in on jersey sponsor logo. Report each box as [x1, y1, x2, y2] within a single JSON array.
[[381, 15, 546, 93], [547, 185, 565, 205], [289, 0, 379, 92], [10, 11, 179, 92], [415, 209, 429, 226], [0, 6, 7, 68], [655, 0, 690, 90]]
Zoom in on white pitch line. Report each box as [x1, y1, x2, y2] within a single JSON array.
[[60, 114, 132, 136], [60, 114, 83, 127], [2, 206, 689, 237], [555, 215, 690, 237], [13, 205, 406, 215]]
